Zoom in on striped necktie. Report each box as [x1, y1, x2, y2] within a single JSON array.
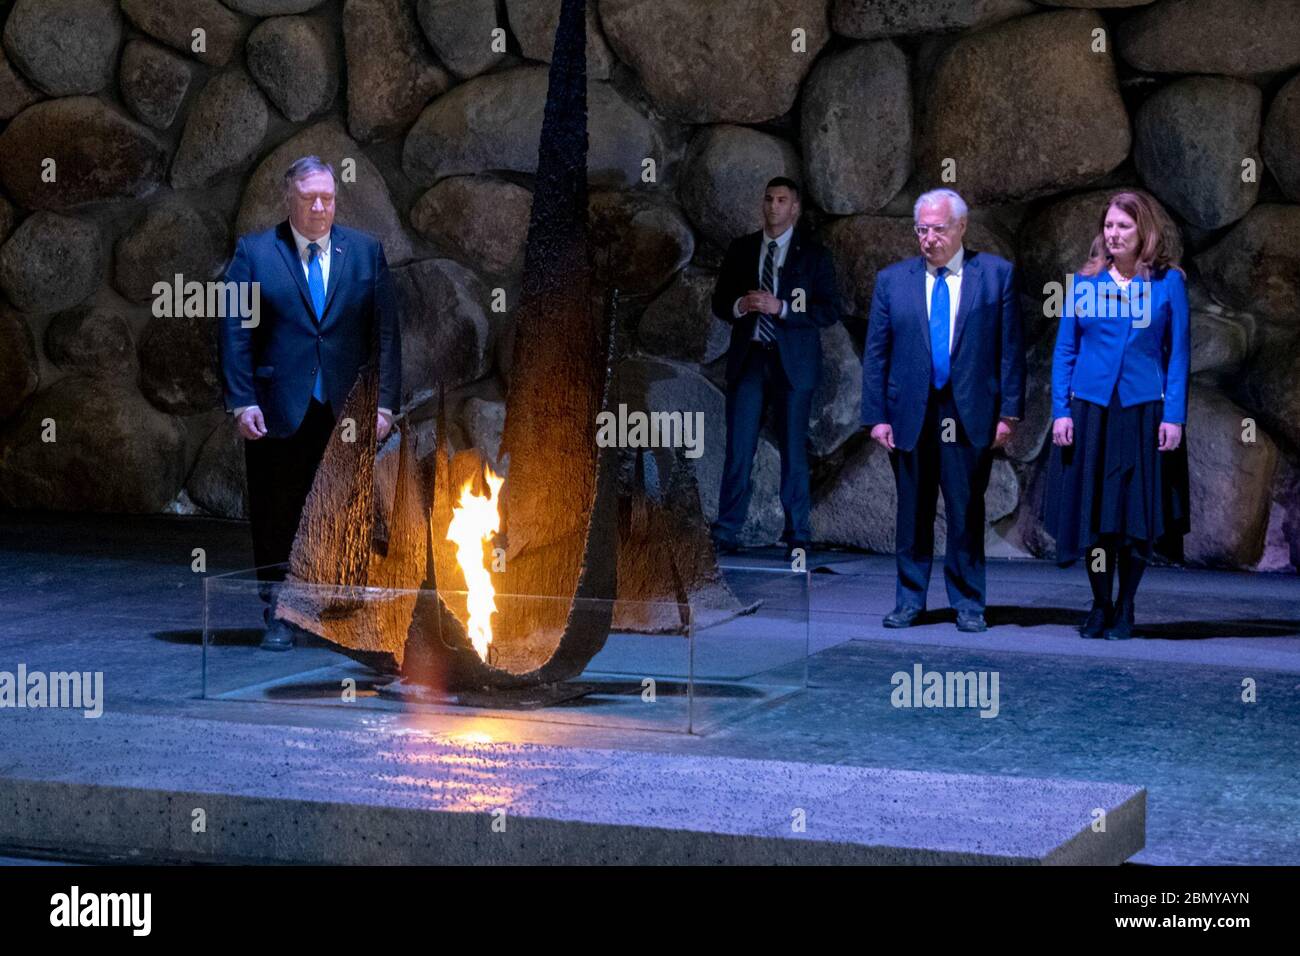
[[757, 240, 777, 343]]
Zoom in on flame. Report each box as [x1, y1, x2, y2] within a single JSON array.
[[447, 465, 504, 661]]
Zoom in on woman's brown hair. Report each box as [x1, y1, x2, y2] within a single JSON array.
[[1079, 190, 1185, 279]]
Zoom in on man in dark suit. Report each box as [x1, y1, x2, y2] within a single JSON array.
[[710, 177, 840, 559], [219, 155, 401, 650], [862, 188, 1024, 632]]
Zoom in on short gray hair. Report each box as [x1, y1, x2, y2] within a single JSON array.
[[283, 155, 335, 197], [913, 188, 968, 222]]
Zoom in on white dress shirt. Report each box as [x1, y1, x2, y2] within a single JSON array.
[[733, 224, 794, 337], [289, 221, 331, 293], [924, 245, 963, 357]]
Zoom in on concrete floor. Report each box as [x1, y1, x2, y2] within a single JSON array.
[[1, 511, 1298, 864]]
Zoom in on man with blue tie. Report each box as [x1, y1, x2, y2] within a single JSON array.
[[219, 155, 402, 650], [710, 177, 840, 559], [862, 189, 1024, 632]]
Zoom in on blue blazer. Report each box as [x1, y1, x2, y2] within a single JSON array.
[[219, 221, 402, 439], [862, 250, 1025, 452], [711, 229, 840, 392], [1050, 268, 1189, 424]]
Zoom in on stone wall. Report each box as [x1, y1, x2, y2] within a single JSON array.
[[0, 0, 1297, 571]]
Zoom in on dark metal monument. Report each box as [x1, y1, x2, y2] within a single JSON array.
[[274, 0, 750, 694]]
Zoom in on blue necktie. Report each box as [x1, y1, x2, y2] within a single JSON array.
[[930, 265, 950, 389], [308, 241, 327, 402]]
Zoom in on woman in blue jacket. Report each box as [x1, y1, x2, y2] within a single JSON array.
[[1046, 190, 1191, 641]]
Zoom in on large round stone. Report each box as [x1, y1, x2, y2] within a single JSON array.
[[822, 215, 1013, 321], [832, 0, 1035, 39], [590, 191, 694, 297], [801, 41, 911, 215], [1263, 73, 1300, 204], [0, 377, 187, 512], [113, 197, 230, 304], [1183, 385, 1278, 568], [1118, 0, 1300, 76], [0, 97, 167, 210], [0, 46, 41, 121], [678, 125, 802, 249], [138, 313, 223, 415], [1234, 343, 1300, 451], [120, 0, 250, 67], [2, 0, 122, 96], [808, 321, 862, 457], [402, 66, 665, 190], [0, 211, 103, 314], [599, 0, 830, 123], [418, 0, 505, 80], [0, 308, 38, 421], [345, 0, 451, 142], [246, 15, 339, 122], [811, 437, 895, 551], [44, 304, 138, 379], [1016, 189, 1115, 303], [460, 395, 506, 463], [1195, 205, 1300, 327], [1134, 77, 1260, 230], [920, 10, 1129, 204], [505, 0, 615, 80], [637, 268, 731, 365], [393, 258, 493, 408], [235, 120, 415, 265], [171, 70, 269, 189], [119, 39, 193, 130], [186, 415, 248, 519], [410, 176, 532, 276], [1190, 306, 1252, 376]]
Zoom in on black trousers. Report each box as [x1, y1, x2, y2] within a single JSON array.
[[890, 384, 993, 613], [715, 343, 814, 544], [244, 398, 336, 587]]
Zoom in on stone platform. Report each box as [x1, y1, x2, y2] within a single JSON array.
[[0, 709, 1143, 865]]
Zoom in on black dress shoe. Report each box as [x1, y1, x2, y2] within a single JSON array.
[[783, 540, 811, 562], [711, 536, 739, 555], [260, 619, 296, 652], [1104, 607, 1135, 641], [883, 605, 923, 628], [955, 610, 988, 633], [1079, 603, 1110, 640]]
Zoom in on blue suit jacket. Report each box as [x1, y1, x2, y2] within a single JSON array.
[[219, 220, 401, 439], [862, 250, 1025, 452], [711, 229, 840, 392], [1051, 268, 1190, 424]]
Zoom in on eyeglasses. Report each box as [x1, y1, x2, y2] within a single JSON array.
[[914, 222, 953, 237]]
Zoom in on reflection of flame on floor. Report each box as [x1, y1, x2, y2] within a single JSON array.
[[446, 465, 504, 661]]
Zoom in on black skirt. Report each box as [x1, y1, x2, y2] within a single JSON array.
[[1045, 389, 1190, 566]]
